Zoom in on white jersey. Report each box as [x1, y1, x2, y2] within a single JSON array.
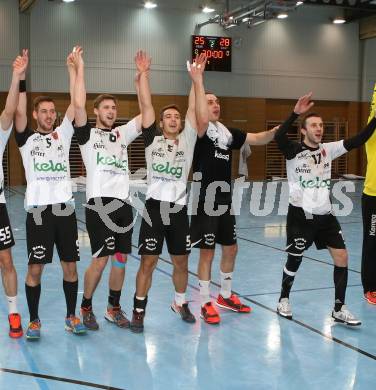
[[283, 140, 347, 215], [15, 116, 74, 207], [143, 119, 197, 205], [74, 118, 140, 201], [0, 122, 12, 204]]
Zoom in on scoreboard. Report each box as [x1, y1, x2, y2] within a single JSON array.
[[192, 35, 232, 72]]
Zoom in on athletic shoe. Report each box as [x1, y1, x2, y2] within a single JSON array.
[[130, 310, 145, 333], [171, 301, 196, 323], [332, 305, 361, 326], [26, 319, 41, 340], [8, 313, 23, 339], [104, 306, 130, 328], [65, 316, 87, 334], [200, 302, 220, 324], [216, 294, 251, 313], [277, 298, 293, 319], [364, 291, 376, 305], [81, 307, 99, 331]]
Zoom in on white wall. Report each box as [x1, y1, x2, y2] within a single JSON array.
[[0, 0, 19, 91], [202, 9, 360, 101], [23, 1, 367, 101], [362, 38, 376, 102]]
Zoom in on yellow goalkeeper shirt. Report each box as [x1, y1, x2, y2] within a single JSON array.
[[364, 84, 376, 196]]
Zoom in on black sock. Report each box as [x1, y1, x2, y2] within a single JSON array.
[[81, 295, 92, 310], [63, 280, 78, 317], [108, 289, 121, 307], [133, 295, 148, 312], [25, 283, 41, 322], [334, 266, 348, 311], [280, 255, 302, 300]]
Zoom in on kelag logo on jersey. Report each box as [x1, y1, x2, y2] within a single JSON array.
[[152, 162, 182, 178], [33, 158, 67, 172], [96, 152, 128, 171], [299, 176, 330, 189]]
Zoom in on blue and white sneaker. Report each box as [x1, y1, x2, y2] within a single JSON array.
[[26, 319, 41, 340], [65, 316, 87, 334]]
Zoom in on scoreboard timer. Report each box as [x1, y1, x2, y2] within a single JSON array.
[[192, 35, 232, 72]]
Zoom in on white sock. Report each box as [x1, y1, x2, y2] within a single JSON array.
[[220, 271, 233, 299], [199, 280, 211, 307], [7, 295, 18, 314], [174, 292, 186, 306]]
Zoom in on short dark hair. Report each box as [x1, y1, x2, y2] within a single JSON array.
[[301, 112, 322, 130], [33, 96, 55, 111], [94, 94, 118, 109], [205, 90, 214, 95], [159, 104, 181, 121]]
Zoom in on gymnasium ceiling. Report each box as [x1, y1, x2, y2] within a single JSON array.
[[19, 1, 376, 24]]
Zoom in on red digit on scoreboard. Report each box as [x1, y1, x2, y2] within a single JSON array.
[[195, 36, 205, 45], [220, 38, 230, 47]]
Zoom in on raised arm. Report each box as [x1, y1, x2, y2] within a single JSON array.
[[65, 49, 76, 122], [1, 51, 28, 131], [343, 114, 376, 151], [187, 53, 209, 137], [14, 49, 29, 133], [135, 50, 154, 129], [274, 92, 314, 148], [71, 46, 87, 127]]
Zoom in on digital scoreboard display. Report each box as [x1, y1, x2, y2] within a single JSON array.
[[192, 35, 232, 72]]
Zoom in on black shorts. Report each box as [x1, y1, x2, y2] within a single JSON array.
[[138, 199, 191, 255], [26, 203, 79, 265], [0, 204, 15, 250], [286, 204, 346, 255], [190, 201, 237, 249], [86, 197, 134, 258]]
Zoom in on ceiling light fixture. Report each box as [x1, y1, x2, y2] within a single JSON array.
[[333, 16, 346, 24], [144, 1, 157, 9], [277, 13, 288, 19], [202, 6, 215, 13]]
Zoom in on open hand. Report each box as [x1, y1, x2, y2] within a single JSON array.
[[135, 50, 151, 74], [187, 52, 207, 82], [294, 92, 314, 115]]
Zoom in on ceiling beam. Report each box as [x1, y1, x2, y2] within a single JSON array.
[[360, 15, 376, 39]]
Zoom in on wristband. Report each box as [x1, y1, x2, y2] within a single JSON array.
[[19, 80, 26, 93]]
